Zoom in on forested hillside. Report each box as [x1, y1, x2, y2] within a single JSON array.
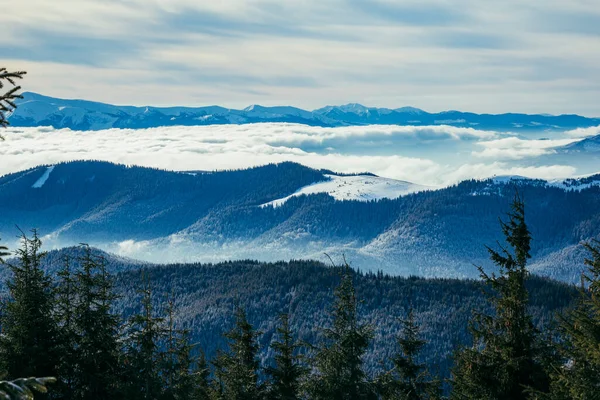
[[28, 248, 576, 379], [2, 160, 600, 281]]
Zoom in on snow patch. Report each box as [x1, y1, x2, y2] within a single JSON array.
[[32, 166, 55, 188], [261, 174, 430, 207]]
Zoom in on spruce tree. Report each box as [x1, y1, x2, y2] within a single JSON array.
[[544, 240, 600, 400], [192, 351, 213, 400], [266, 313, 308, 400], [451, 195, 549, 399], [0, 230, 60, 382], [123, 274, 166, 400], [0, 68, 26, 134], [378, 310, 440, 400], [54, 255, 78, 399], [213, 305, 264, 400], [160, 296, 197, 400], [0, 238, 9, 262], [308, 263, 376, 400], [71, 246, 123, 399]]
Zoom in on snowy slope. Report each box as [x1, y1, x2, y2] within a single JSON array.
[[261, 174, 430, 207], [32, 166, 55, 188]]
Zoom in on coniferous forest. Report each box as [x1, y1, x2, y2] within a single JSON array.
[[1, 196, 600, 399]]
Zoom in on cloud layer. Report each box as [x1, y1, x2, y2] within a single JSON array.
[[0, 124, 583, 186], [2, 0, 600, 115]]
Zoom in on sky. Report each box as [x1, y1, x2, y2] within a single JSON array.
[[3, 124, 597, 186], [2, 0, 600, 115]]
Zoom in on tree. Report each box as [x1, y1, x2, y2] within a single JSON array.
[[0, 230, 60, 382], [451, 195, 549, 399], [307, 263, 376, 400], [160, 295, 198, 400], [192, 351, 213, 400], [123, 274, 166, 400], [0, 238, 9, 262], [543, 240, 600, 400], [54, 255, 78, 399], [70, 245, 123, 399], [213, 305, 264, 400], [0, 377, 56, 400], [0, 68, 26, 135], [266, 313, 308, 400], [378, 310, 440, 400]]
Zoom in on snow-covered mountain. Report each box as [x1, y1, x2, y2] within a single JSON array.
[[10, 92, 600, 132], [1, 160, 599, 282], [261, 174, 430, 207]]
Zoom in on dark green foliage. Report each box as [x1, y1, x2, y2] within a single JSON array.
[[378, 310, 441, 400], [544, 240, 600, 400], [160, 296, 199, 400], [0, 239, 9, 263], [213, 306, 264, 400], [451, 196, 550, 399], [54, 256, 78, 399], [266, 314, 308, 400], [123, 275, 166, 400], [191, 352, 213, 400], [307, 264, 376, 400], [0, 230, 60, 381], [0, 377, 56, 400], [70, 246, 122, 399], [0, 68, 26, 132]]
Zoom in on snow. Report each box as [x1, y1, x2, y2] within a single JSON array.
[[261, 174, 430, 207], [32, 166, 55, 188]]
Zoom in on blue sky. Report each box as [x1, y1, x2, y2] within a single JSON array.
[[3, 0, 600, 114]]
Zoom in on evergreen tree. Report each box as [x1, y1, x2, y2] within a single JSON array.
[[160, 296, 197, 400], [266, 313, 308, 400], [378, 310, 440, 400], [192, 351, 213, 400], [0, 230, 60, 382], [123, 274, 166, 400], [451, 195, 549, 399], [0, 67, 26, 134], [543, 240, 600, 400], [54, 255, 78, 399], [0, 238, 9, 262], [213, 305, 264, 400], [307, 263, 376, 400], [71, 246, 123, 399]]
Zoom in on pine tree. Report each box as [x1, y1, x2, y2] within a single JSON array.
[[160, 296, 197, 400], [0, 68, 26, 134], [71, 246, 123, 399], [54, 255, 78, 399], [543, 240, 600, 400], [0, 230, 60, 382], [378, 310, 441, 400], [451, 195, 549, 399], [192, 351, 213, 400], [307, 263, 376, 400], [266, 313, 308, 400], [213, 305, 264, 400], [0, 238, 9, 262], [123, 274, 166, 400]]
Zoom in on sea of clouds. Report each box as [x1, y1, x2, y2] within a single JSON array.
[[1, 123, 595, 186]]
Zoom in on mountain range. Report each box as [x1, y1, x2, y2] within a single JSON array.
[[1, 160, 599, 282], [9, 92, 600, 132]]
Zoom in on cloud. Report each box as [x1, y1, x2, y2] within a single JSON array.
[[2, 0, 600, 114], [0, 124, 585, 186], [565, 125, 600, 138], [473, 137, 579, 159]]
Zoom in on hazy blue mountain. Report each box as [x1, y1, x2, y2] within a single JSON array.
[[10, 92, 600, 131], [1, 160, 599, 281]]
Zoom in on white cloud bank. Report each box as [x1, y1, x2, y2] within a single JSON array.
[[0, 124, 582, 186]]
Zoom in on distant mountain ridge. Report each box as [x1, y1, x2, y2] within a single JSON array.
[[1, 160, 599, 282], [9, 92, 600, 131]]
